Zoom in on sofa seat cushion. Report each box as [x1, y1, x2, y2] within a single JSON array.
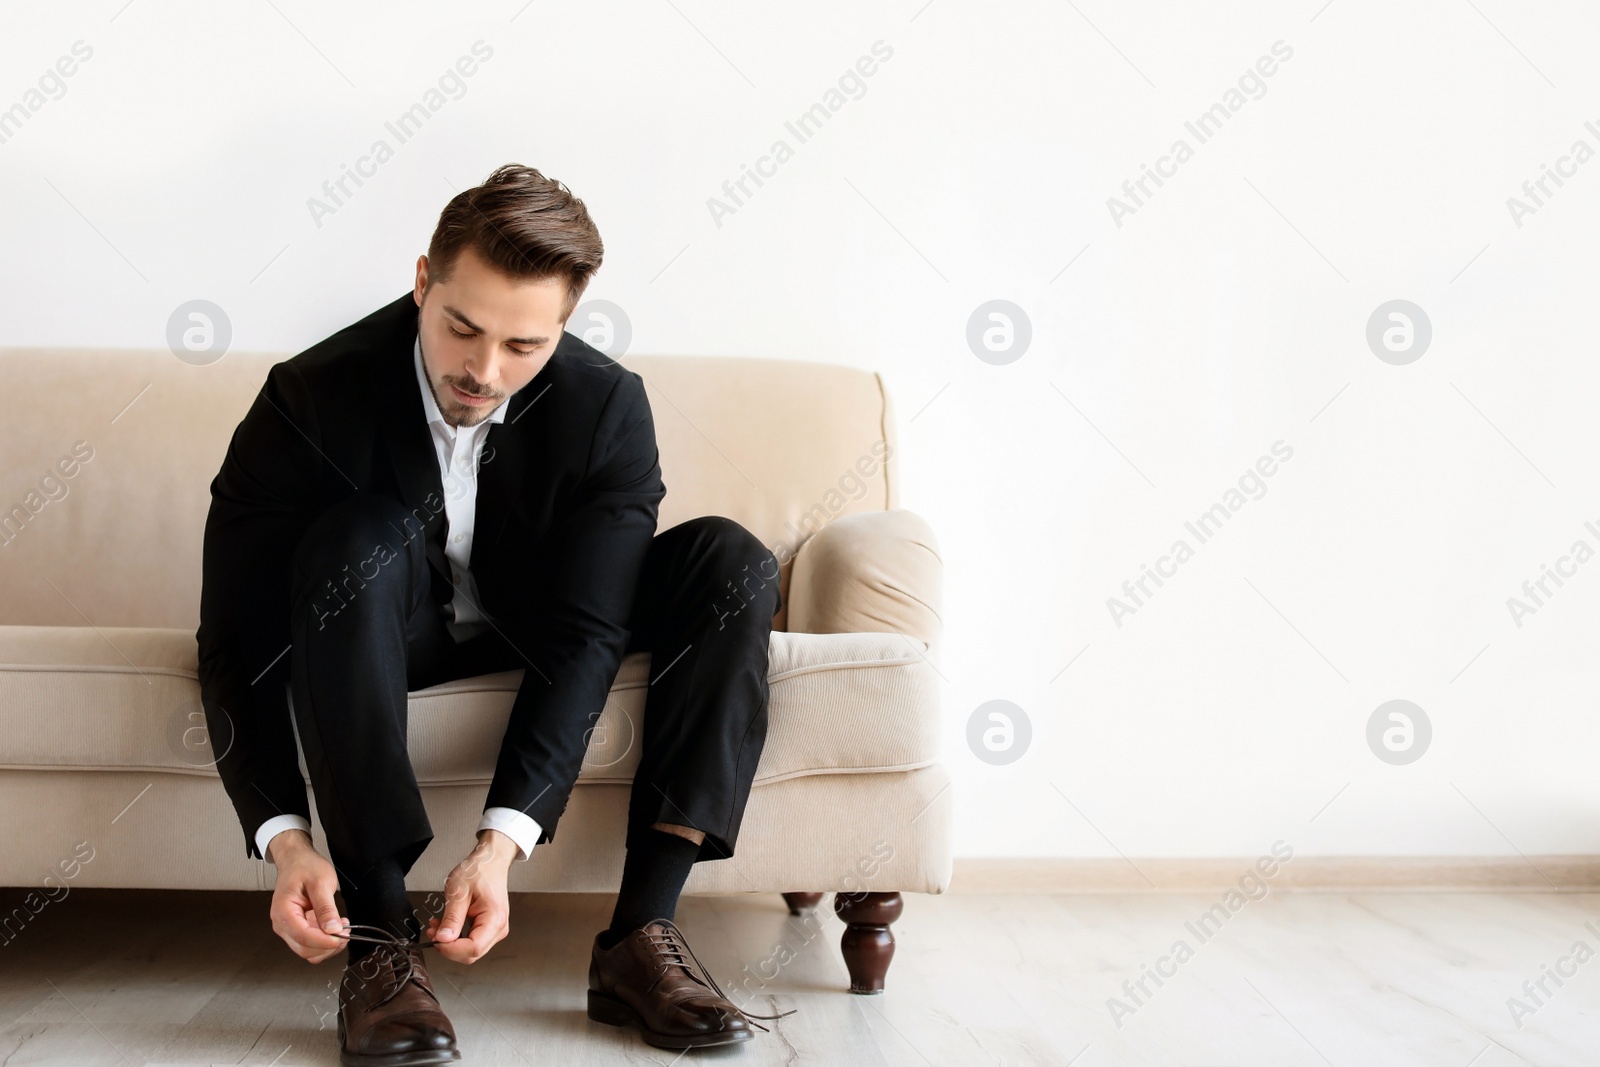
[[0, 626, 939, 786]]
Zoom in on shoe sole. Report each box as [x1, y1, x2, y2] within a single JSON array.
[[338, 1053, 459, 1067], [587, 988, 755, 1049], [338, 1054, 459, 1067], [338, 1015, 462, 1067]]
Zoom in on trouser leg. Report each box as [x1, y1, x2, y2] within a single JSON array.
[[621, 515, 782, 862], [288, 490, 459, 885]]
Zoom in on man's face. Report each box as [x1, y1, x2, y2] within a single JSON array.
[[411, 244, 567, 428]]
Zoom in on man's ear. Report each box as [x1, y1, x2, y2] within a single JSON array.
[[413, 255, 430, 307]]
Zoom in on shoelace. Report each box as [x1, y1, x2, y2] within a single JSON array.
[[641, 918, 798, 1033], [331, 924, 437, 1009]]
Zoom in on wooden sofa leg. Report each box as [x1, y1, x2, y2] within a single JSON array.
[[782, 892, 824, 915], [834, 891, 902, 994]]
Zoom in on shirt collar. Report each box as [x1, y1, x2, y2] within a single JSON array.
[[414, 334, 508, 430]]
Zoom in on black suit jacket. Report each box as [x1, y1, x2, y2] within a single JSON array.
[[195, 290, 666, 859]]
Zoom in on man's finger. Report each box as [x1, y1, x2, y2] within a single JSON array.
[[461, 909, 509, 956], [309, 879, 346, 936], [436, 921, 497, 963], [307, 943, 345, 965], [309, 906, 350, 943], [274, 908, 328, 959], [285, 898, 345, 953], [435, 891, 470, 942], [478, 920, 508, 953]]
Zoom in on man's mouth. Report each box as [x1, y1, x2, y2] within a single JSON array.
[[452, 383, 495, 405]]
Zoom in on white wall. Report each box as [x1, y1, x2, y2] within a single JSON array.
[[5, 1, 1598, 859]]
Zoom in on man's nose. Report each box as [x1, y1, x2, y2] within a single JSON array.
[[462, 350, 502, 389]]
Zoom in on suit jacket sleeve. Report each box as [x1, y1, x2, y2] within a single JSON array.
[[483, 369, 665, 840], [195, 360, 323, 858]]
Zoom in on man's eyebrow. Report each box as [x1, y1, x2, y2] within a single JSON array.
[[443, 305, 551, 346]]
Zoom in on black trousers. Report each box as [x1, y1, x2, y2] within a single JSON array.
[[285, 490, 781, 886]]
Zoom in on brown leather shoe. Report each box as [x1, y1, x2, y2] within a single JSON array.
[[587, 918, 795, 1049], [337, 926, 460, 1066]]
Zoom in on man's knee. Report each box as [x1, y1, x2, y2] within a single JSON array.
[[292, 491, 424, 605], [689, 515, 782, 622]]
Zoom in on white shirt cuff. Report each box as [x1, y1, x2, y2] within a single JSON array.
[[478, 807, 540, 861], [257, 814, 313, 862]]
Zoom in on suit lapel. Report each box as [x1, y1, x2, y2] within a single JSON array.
[[474, 337, 562, 560], [378, 319, 451, 580], [475, 419, 522, 563]]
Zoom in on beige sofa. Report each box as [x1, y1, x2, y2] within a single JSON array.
[[0, 342, 949, 990]]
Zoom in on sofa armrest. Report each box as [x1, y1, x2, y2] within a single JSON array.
[[785, 509, 943, 660]]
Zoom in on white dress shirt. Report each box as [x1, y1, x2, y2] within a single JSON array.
[[414, 334, 506, 644], [256, 337, 541, 864]]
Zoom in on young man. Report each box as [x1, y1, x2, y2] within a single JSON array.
[[196, 164, 787, 1063]]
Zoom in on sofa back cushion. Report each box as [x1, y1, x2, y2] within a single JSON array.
[[0, 346, 897, 631]]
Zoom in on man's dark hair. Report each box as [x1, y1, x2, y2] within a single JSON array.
[[426, 163, 603, 323]]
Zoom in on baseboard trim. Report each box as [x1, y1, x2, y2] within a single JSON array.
[[949, 856, 1600, 893]]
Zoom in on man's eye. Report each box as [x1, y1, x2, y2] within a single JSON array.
[[449, 323, 532, 355]]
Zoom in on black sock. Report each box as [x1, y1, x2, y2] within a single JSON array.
[[339, 854, 421, 964], [597, 828, 701, 950]]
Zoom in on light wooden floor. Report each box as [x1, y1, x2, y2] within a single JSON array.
[[0, 886, 1595, 1065]]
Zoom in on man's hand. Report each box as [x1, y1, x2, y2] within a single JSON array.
[[424, 829, 517, 964], [267, 829, 349, 964]]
